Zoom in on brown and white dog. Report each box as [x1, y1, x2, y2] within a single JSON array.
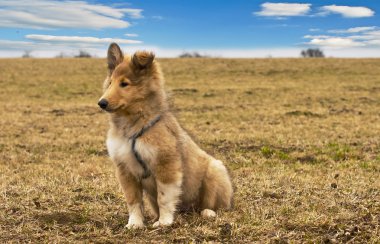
[[98, 43, 233, 228]]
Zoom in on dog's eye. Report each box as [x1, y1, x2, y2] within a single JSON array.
[[120, 82, 129, 88]]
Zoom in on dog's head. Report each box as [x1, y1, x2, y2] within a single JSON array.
[[98, 43, 163, 113]]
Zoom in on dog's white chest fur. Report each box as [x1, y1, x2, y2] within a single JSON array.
[[106, 134, 131, 162], [106, 132, 156, 177]]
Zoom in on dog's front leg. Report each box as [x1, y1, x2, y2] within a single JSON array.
[[153, 161, 182, 227], [116, 166, 145, 229]]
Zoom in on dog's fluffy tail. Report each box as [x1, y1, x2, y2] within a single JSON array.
[[200, 159, 233, 211]]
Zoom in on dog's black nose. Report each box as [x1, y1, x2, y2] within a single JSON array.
[[98, 99, 108, 109]]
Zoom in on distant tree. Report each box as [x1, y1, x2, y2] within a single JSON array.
[[75, 50, 92, 58], [179, 51, 207, 58], [22, 50, 32, 58], [192, 52, 202, 58], [56, 52, 71, 58], [301, 48, 325, 58], [179, 52, 192, 58]]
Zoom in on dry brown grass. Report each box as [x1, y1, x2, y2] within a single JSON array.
[[0, 58, 379, 243]]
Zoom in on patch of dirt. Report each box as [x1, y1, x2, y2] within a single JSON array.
[[285, 110, 324, 118], [171, 88, 198, 94]]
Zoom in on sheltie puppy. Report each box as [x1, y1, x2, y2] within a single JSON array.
[[98, 43, 233, 228]]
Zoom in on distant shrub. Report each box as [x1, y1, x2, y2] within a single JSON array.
[[56, 52, 72, 58], [179, 52, 207, 58], [301, 48, 325, 58], [75, 50, 92, 58], [22, 50, 32, 58]]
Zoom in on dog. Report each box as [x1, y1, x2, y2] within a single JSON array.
[[98, 43, 233, 228]]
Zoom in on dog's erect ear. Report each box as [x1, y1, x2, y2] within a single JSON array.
[[107, 43, 124, 73], [132, 51, 155, 70]]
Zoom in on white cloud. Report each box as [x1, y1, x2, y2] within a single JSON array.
[[125, 33, 139, 37], [307, 37, 365, 48], [0, 39, 39, 49], [122, 9, 143, 19], [309, 28, 321, 32], [366, 40, 380, 46], [304, 26, 380, 48], [363, 31, 380, 40], [349, 30, 380, 45], [25, 34, 142, 45], [255, 2, 311, 17], [0, 39, 87, 56], [321, 5, 374, 18], [0, 0, 143, 29], [304, 35, 332, 39], [329, 26, 377, 33], [348, 35, 375, 41], [304, 34, 371, 48]]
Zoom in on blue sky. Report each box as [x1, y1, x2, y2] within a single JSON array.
[[0, 0, 380, 57]]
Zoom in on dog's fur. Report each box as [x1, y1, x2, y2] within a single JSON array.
[[98, 43, 233, 228]]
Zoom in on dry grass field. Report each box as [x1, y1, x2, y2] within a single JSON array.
[[0, 58, 379, 243]]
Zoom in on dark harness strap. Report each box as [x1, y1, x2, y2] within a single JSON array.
[[130, 115, 161, 179]]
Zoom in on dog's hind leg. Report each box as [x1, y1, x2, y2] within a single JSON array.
[[201, 209, 217, 218], [199, 175, 218, 218], [200, 159, 233, 218]]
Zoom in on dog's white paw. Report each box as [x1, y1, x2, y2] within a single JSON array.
[[152, 218, 173, 228], [152, 212, 174, 227], [201, 209, 216, 218], [125, 221, 145, 229]]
